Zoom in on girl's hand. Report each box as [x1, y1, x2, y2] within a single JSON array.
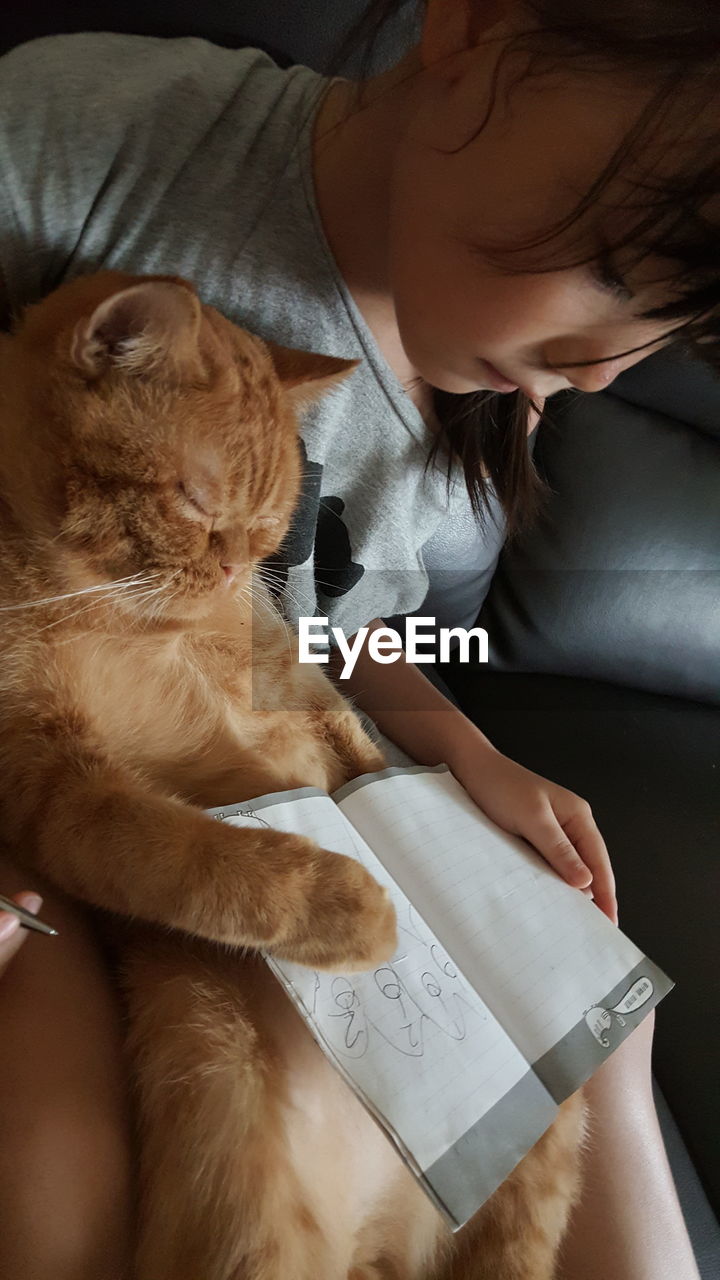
[[450, 743, 618, 924], [0, 892, 43, 977], [335, 618, 617, 923]]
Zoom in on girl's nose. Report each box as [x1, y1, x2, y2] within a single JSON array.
[[545, 336, 664, 394], [564, 359, 623, 393]]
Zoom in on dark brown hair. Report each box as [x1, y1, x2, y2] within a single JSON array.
[[333, 1, 720, 534]]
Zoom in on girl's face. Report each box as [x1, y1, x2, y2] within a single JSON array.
[[387, 42, 686, 399]]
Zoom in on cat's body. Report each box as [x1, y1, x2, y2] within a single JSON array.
[[0, 272, 584, 1280]]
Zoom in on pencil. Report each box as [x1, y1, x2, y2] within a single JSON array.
[[0, 892, 58, 937]]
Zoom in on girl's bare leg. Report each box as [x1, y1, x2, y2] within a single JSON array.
[[0, 854, 133, 1280], [557, 1012, 701, 1280]]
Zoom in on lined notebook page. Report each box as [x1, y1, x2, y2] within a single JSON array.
[[214, 791, 543, 1172], [337, 767, 646, 1066]]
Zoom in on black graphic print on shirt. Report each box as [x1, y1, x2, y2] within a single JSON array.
[[262, 438, 365, 608], [314, 495, 364, 599]]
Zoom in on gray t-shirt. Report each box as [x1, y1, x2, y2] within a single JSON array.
[[0, 33, 504, 633]]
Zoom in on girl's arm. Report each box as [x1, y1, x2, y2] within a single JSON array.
[[329, 619, 618, 924]]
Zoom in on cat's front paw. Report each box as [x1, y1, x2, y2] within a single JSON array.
[[274, 850, 397, 973]]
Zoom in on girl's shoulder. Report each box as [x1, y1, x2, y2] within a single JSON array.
[[0, 34, 320, 314], [0, 30, 275, 100], [0, 32, 318, 186]]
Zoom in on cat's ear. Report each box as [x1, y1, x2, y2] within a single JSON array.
[[264, 341, 360, 411], [70, 278, 204, 381]]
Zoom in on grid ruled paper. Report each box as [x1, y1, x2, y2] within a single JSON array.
[[216, 791, 539, 1172], [337, 768, 647, 1064]]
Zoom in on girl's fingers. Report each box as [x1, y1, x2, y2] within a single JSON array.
[[561, 812, 618, 925], [0, 912, 25, 977], [0, 892, 44, 978], [526, 810, 594, 888], [526, 806, 618, 925]]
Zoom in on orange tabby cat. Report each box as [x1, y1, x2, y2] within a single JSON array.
[[0, 271, 584, 1280]]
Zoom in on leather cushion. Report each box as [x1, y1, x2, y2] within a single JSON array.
[[480, 355, 720, 702]]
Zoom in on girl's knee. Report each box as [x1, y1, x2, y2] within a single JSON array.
[[583, 1010, 656, 1115], [1, 1111, 133, 1280], [622, 1008, 655, 1070], [0, 855, 133, 1278]]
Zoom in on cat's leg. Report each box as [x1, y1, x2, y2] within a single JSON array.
[[0, 704, 396, 971], [124, 933, 344, 1280], [304, 675, 389, 783], [322, 710, 388, 781], [438, 1093, 586, 1280], [347, 1174, 450, 1280]]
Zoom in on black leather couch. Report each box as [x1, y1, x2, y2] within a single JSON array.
[[1, 3, 718, 1275]]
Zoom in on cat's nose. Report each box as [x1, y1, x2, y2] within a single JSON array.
[[221, 564, 243, 585]]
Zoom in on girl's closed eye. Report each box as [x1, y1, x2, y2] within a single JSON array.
[[590, 255, 635, 303]]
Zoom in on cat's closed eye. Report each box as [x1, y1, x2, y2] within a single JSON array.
[[176, 480, 217, 524], [248, 515, 282, 559]]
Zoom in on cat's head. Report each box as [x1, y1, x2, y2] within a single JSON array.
[[2, 271, 356, 621]]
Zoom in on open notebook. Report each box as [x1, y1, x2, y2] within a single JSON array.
[[208, 765, 672, 1229]]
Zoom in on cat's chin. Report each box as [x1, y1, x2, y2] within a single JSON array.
[[125, 594, 221, 626], [125, 580, 252, 627]]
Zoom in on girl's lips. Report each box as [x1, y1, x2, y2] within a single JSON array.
[[477, 359, 520, 393]]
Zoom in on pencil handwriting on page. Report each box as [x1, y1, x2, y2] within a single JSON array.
[[328, 978, 369, 1054], [213, 783, 559, 1175], [212, 805, 269, 827], [313, 906, 485, 1061]]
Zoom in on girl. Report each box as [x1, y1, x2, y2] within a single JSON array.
[[0, 1, 714, 1274]]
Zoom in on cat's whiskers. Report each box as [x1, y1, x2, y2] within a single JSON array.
[[257, 566, 314, 620], [313, 575, 348, 594], [25, 576, 170, 635], [128, 577, 177, 607], [125, 572, 184, 625], [35, 595, 127, 635], [142, 584, 182, 625], [247, 570, 288, 619], [253, 575, 319, 666], [0, 571, 162, 613], [248, 583, 286, 632], [91, 577, 173, 607], [259, 563, 346, 612], [255, 565, 285, 592], [35, 586, 164, 635], [238, 580, 294, 663], [105, 578, 172, 605]]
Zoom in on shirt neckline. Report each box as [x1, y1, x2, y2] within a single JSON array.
[[295, 80, 445, 455]]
